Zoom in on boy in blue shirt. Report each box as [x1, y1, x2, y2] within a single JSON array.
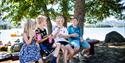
[[67, 16, 90, 59]]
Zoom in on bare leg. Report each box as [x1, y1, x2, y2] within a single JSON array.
[[53, 43, 61, 57], [61, 45, 68, 63], [26, 61, 35, 63], [38, 58, 43, 63], [51, 43, 61, 63], [68, 48, 79, 60], [74, 48, 80, 54], [56, 54, 60, 63], [66, 45, 74, 60], [44, 43, 61, 62], [64, 48, 68, 63], [31, 62, 35, 63]]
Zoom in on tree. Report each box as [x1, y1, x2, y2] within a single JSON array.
[[40, 0, 52, 34], [61, 0, 69, 27], [85, 0, 125, 23], [1, 0, 124, 32], [0, 0, 73, 33], [0, 0, 54, 34], [74, 0, 124, 33], [74, 0, 85, 34]]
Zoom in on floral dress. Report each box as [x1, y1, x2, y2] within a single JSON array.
[[19, 37, 41, 63]]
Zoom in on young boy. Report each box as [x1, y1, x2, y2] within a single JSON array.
[[67, 16, 90, 59]]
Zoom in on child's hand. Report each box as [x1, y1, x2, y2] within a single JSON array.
[[70, 33, 78, 37], [80, 37, 84, 42], [29, 31, 35, 38], [37, 34, 42, 40], [58, 34, 64, 38], [55, 27, 61, 34], [52, 43, 57, 48]]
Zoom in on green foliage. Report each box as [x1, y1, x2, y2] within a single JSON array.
[[0, 0, 72, 24], [0, 0, 48, 25], [0, 0, 124, 25], [85, 0, 125, 23]]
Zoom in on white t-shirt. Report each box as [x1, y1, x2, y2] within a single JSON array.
[[52, 26, 68, 42]]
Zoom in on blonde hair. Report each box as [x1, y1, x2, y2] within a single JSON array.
[[56, 16, 64, 22], [24, 20, 36, 35], [37, 15, 47, 25]]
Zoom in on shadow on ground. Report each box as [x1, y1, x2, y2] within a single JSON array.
[[66, 44, 125, 63]]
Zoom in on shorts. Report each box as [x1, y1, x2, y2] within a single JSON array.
[[70, 40, 80, 48], [58, 41, 69, 45], [39, 43, 54, 55], [81, 40, 90, 48]]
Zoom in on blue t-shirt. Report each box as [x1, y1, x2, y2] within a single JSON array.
[[67, 25, 83, 41]]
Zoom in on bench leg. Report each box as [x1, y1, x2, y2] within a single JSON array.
[[89, 43, 95, 55]]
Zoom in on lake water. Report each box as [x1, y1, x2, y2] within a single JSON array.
[[84, 27, 125, 41], [0, 27, 125, 44]]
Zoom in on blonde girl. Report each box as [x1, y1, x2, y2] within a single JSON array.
[[51, 16, 74, 63], [19, 20, 43, 63], [35, 15, 62, 63]]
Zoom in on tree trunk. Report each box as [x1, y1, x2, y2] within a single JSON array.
[[63, 15, 68, 27], [46, 16, 52, 34], [42, 1, 52, 34], [74, 0, 85, 35], [62, 0, 69, 27]]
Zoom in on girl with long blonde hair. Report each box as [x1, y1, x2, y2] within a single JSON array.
[[19, 20, 43, 63]]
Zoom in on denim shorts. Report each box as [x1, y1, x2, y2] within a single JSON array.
[[70, 40, 80, 48], [81, 40, 90, 48]]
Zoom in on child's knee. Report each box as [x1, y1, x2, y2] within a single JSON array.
[[56, 43, 61, 47], [81, 41, 90, 49], [38, 58, 43, 63], [70, 50, 74, 55], [67, 46, 74, 55], [53, 43, 61, 48]]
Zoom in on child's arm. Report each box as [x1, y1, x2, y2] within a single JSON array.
[[37, 35, 51, 43], [52, 27, 60, 38], [68, 33, 79, 37], [59, 28, 69, 38], [23, 33, 32, 45]]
